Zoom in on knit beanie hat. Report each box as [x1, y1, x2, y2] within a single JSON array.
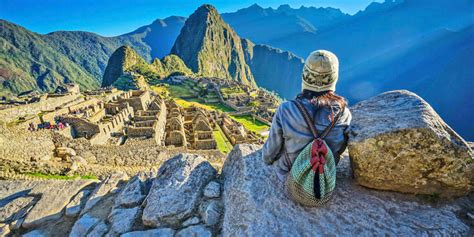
[[302, 50, 339, 92]]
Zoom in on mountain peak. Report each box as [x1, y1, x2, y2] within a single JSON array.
[[102, 45, 145, 87], [171, 5, 255, 86], [248, 3, 264, 10], [195, 4, 218, 15], [277, 4, 292, 11]]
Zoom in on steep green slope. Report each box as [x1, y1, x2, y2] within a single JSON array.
[[171, 5, 255, 86], [242, 39, 304, 99], [0, 20, 99, 95], [0, 17, 186, 96], [102, 46, 150, 87], [161, 55, 193, 76], [44, 31, 150, 80]]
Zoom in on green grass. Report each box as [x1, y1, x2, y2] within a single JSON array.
[[230, 115, 269, 133], [220, 87, 244, 95], [26, 172, 98, 180], [168, 85, 196, 98], [213, 129, 233, 154], [176, 98, 235, 113], [150, 85, 170, 97]]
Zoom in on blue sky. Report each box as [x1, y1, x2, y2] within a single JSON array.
[[0, 0, 379, 36]]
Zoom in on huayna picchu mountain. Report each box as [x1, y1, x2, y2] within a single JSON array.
[[102, 46, 192, 89], [171, 5, 256, 86], [102, 46, 149, 88]]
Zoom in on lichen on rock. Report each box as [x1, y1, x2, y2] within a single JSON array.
[[348, 90, 473, 197]]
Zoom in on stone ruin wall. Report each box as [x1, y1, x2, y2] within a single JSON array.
[[219, 116, 247, 145], [190, 117, 217, 150], [126, 98, 168, 145], [51, 133, 225, 174], [118, 90, 152, 111], [165, 102, 187, 147], [0, 125, 54, 162], [91, 105, 134, 145], [195, 139, 217, 150], [38, 98, 100, 124], [60, 117, 100, 139], [0, 94, 81, 123]]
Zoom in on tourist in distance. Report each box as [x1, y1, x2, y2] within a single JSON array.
[[263, 50, 352, 206]]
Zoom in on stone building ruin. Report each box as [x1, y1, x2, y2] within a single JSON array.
[[126, 96, 167, 145], [58, 90, 166, 145], [183, 107, 217, 150], [165, 100, 187, 147]]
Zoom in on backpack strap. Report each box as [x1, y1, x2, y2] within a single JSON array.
[[319, 107, 344, 139], [293, 100, 319, 139], [293, 99, 345, 139]]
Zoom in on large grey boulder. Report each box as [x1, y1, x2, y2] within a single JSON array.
[[0, 196, 33, 223], [23, 230, 45, 237], [222, 144, 472, 236], [182, 217, 200, 227], [69, 214, 101, 237], [142, 154, 217, 227], [22, 180, 95, 228], [81, 172, 128, 215], [349, 90, 473, 197], [203, 181, 221, 198], [114, 175, 146, 208], [175, 225, 212, 237], [199, 200, 222, 226], [121, 228, 175, 237], [107, 207, 140, 235], [86, 221, 108, 237], [66, 189, 92, 217]]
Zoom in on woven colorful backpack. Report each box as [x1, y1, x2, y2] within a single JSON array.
[[285, 99, 343, 206]]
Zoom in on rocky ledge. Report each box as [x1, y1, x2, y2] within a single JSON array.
[[349, 90, 473, 197], [0, 153, 223, 237], [1, 145, 472, 236], [222, 145, 472, 236]]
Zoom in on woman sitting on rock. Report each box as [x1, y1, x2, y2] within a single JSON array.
[[263, 50, 351, 206]]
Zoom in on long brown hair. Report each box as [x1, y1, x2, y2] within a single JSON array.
[[300, 90, 347, 109]]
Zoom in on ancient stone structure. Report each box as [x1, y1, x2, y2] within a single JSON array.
[[54, 83, 81, 95], [127, 96, 167, 145], [349, 90, 473, 197], [55, 90, 168, 145], [165, 100, 187, 147], [0, 93, 81, 123], [0, 124, 55, 166], [117, 90, 153, 112], [183, 107, 217, 150], [218, 114, 261, 145], [60, 98, 134, 145]]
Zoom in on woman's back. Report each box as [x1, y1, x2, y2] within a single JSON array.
[[262, 97, 351, 177]]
